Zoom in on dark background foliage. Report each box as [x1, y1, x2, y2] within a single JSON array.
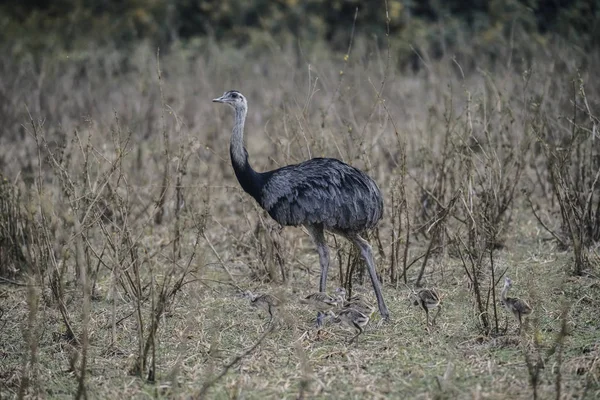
[[1, 0, 597, 55]]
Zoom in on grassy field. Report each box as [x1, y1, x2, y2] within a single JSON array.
[[0, 36, 599, 399]]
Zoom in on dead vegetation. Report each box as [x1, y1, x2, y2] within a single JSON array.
[[0, 33, 599, 399]]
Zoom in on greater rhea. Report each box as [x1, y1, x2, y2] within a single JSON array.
[[300, 291, 340, 312], [243, 291, 281, 324], [335, 287, 376, 317], [214, 90, 389, 326], [327, 308, 370, 343], [412, 288, 442, 327], [501, 277, 533, 333]]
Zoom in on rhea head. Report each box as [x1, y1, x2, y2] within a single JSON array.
[[212, 90, 247, 110], [504, 277, 513, 287]]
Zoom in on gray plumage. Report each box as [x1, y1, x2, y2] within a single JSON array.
[[501, 277, 533, 333], [261, 159, 383, 232], [213, 90, 390, 326]]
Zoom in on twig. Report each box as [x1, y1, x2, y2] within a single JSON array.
[[194, 324, 275, 399], [526, 196, 567, 248], [202, 232, 243, 291], [0, 277, 29, 286]]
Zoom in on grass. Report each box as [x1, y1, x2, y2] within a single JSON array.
[[0, 33, 599, 399], [2, 237, 598, 399]]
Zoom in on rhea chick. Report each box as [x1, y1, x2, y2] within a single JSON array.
[[244, 291, 281, 324], [328, 308, 370, 344], [300, 291, 340, 314], [336, 287, 376, 318], [412, 288, 442, 328], [501, 277, 533, 334]]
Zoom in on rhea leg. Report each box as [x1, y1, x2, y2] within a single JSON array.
[[351, 235, 390, 320], [267, 305, 274, 325], [348, 323, 364, 344], [432, 306, 441, 325], [307, 224, 330, 327]]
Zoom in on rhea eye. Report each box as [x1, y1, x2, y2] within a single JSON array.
[[231, 93, 238, 98]]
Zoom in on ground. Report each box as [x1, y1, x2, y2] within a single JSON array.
[[1, 209, 599, 398]]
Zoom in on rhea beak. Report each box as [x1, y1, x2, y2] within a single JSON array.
[[212, 96, 224, 103]]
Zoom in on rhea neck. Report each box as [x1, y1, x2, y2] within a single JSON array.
[[229, 104, 264, 202], [501, 283, 510, 301]]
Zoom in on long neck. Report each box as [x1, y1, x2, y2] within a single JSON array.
[[229, 106, 263, 202], [230, 106, 248, 170], [501, 283, 509, 301]]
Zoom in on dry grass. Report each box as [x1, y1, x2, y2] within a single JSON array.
[[0, 35, 599, 399]]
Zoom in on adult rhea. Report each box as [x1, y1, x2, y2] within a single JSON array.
[[213, 90, 389, 325]]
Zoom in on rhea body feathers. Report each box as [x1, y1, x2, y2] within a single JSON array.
[[300, 292, 340, 312], [501, 277, 532, 333], [335, 287, 376, 317], [327, 308, 370, 343], [241, 290, 283, 325], [413, 289, 441, 310], [213, 90, 389, 324], [412, 288, 442, 327]]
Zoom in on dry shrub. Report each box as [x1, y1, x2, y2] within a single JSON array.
[[531, 75, 600, 275], [0, 28, 598, 398], [0, 177, 30, 279]]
